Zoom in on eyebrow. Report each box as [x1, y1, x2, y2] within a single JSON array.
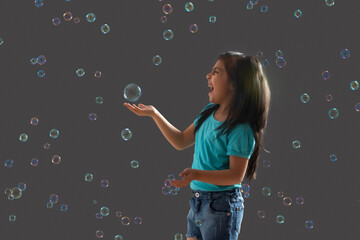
[[213, 67, 222, 72]]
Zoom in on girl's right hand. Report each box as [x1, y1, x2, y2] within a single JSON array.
[[123, 103, 157, 117]]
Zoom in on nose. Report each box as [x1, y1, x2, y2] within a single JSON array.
[[206, 73, 211, 80]]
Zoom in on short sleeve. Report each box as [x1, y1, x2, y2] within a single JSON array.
[[226, 125, 256, 159], [194, 103, 215, 127]]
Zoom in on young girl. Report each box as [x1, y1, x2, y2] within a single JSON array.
[[124, 51, 271, 240]]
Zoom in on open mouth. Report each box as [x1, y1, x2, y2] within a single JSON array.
[[209, 86, 214, 93]]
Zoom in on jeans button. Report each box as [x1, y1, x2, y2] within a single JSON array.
[[195, 192, 199, 197]]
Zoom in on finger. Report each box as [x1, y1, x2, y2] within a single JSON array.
[[127, 104, 140, 112], [125, 105, 138, 113], [132, 104, 142, 110]]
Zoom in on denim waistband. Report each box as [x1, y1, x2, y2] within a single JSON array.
[[191, 188, 242, 200]]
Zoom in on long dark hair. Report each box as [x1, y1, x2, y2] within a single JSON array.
[[194, 51, 271, 181]]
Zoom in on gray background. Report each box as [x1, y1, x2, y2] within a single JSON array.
[[1, 0, 359, 239]]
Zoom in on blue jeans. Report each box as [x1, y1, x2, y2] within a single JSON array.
[[186, 188, 244, 240]]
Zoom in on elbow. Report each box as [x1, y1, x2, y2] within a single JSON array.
[[233, 179, 242, 185], [232, 173, 243, 185]]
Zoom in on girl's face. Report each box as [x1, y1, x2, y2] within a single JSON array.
[[206, 60, 234, 107]]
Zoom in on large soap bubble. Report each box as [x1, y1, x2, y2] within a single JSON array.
[[123, 83, 142, 102]]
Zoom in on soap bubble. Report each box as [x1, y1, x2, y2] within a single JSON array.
[[30, 158, 39, 166], [9, 214, 16, 222], [100, 206, 110, 216], [49, 129, 59, 139], [18, 182, 27, 191], [130, 160, 139, 168], [95, 212, 103, 219], [5, 159, 14, 168], [121, 216, 130, 226], [300, 93, 310, 103], [305, 219, 314, 229], [96, 230, 104, 238], [100, 179, 109, 188], [63, 12, 73, 21], [185, 2, 194, 12], [76, 68, 85, 77], [51, 155, 61, 164], [261, 187, 271, 196], [321, 70, 331, 80], [152, 55, 162, 66], [174, 233, 183, 240], [89, 113, 97, 121], [189, 24, 199, 33], [37, 55, 46, 65], [296, 196, 304, 205], [325, 0, 335, 7], [11, 187, 22, 199], [49, 194, 59, 204], [260, 5, 268, 13], [275, 57, 287, 68], [276, 214, 285, 224], [30, 58, 37, 65], [86, 13, 96, 22], [60, 204, 68, 212], [328, 108, 339, 119], [94, 71, 102, 78], [95, 96, 103, 104], [114, 235, 124, 240], [19, 133, 28, 142], [350, 80, 359, 90], [37, 70, 45, 78], [134, 217, 142, 224], [163, 29, 174, 40], [121, 128, 133, 141], [101, 24, 110, 34], [209, 16, 216, 23], [160, 16, 167, 23], [123, 83, 142, 102], [294, 9, 302, 18], [34, 0, 44, 7], [30, 117, 39, 125], [85, 173, 94, 182], [257, 210, 265, 219], [52, 17, 61, 26], [163, 4, 173, 14], [115, 210, 123, 217], [282, 196, 292, 206]]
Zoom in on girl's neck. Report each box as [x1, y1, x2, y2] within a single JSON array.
[[213, 108, 228, 121]]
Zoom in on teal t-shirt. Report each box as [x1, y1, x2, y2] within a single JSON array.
[[191, 103, 256, 191]]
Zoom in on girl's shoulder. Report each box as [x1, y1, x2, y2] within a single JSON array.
[[229, 122, 253, 135]]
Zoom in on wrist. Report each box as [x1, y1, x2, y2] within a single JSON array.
[[194, 169, 200, 180], [151, 110, 158, 119]]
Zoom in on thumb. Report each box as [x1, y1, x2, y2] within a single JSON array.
[[179, 169, 187, 177]]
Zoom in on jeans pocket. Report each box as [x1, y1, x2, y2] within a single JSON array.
[[231, 200, 244, 232], [208, 196, 230, 215]]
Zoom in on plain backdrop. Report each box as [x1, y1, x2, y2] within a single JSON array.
[[0, 0, 359, 239]]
